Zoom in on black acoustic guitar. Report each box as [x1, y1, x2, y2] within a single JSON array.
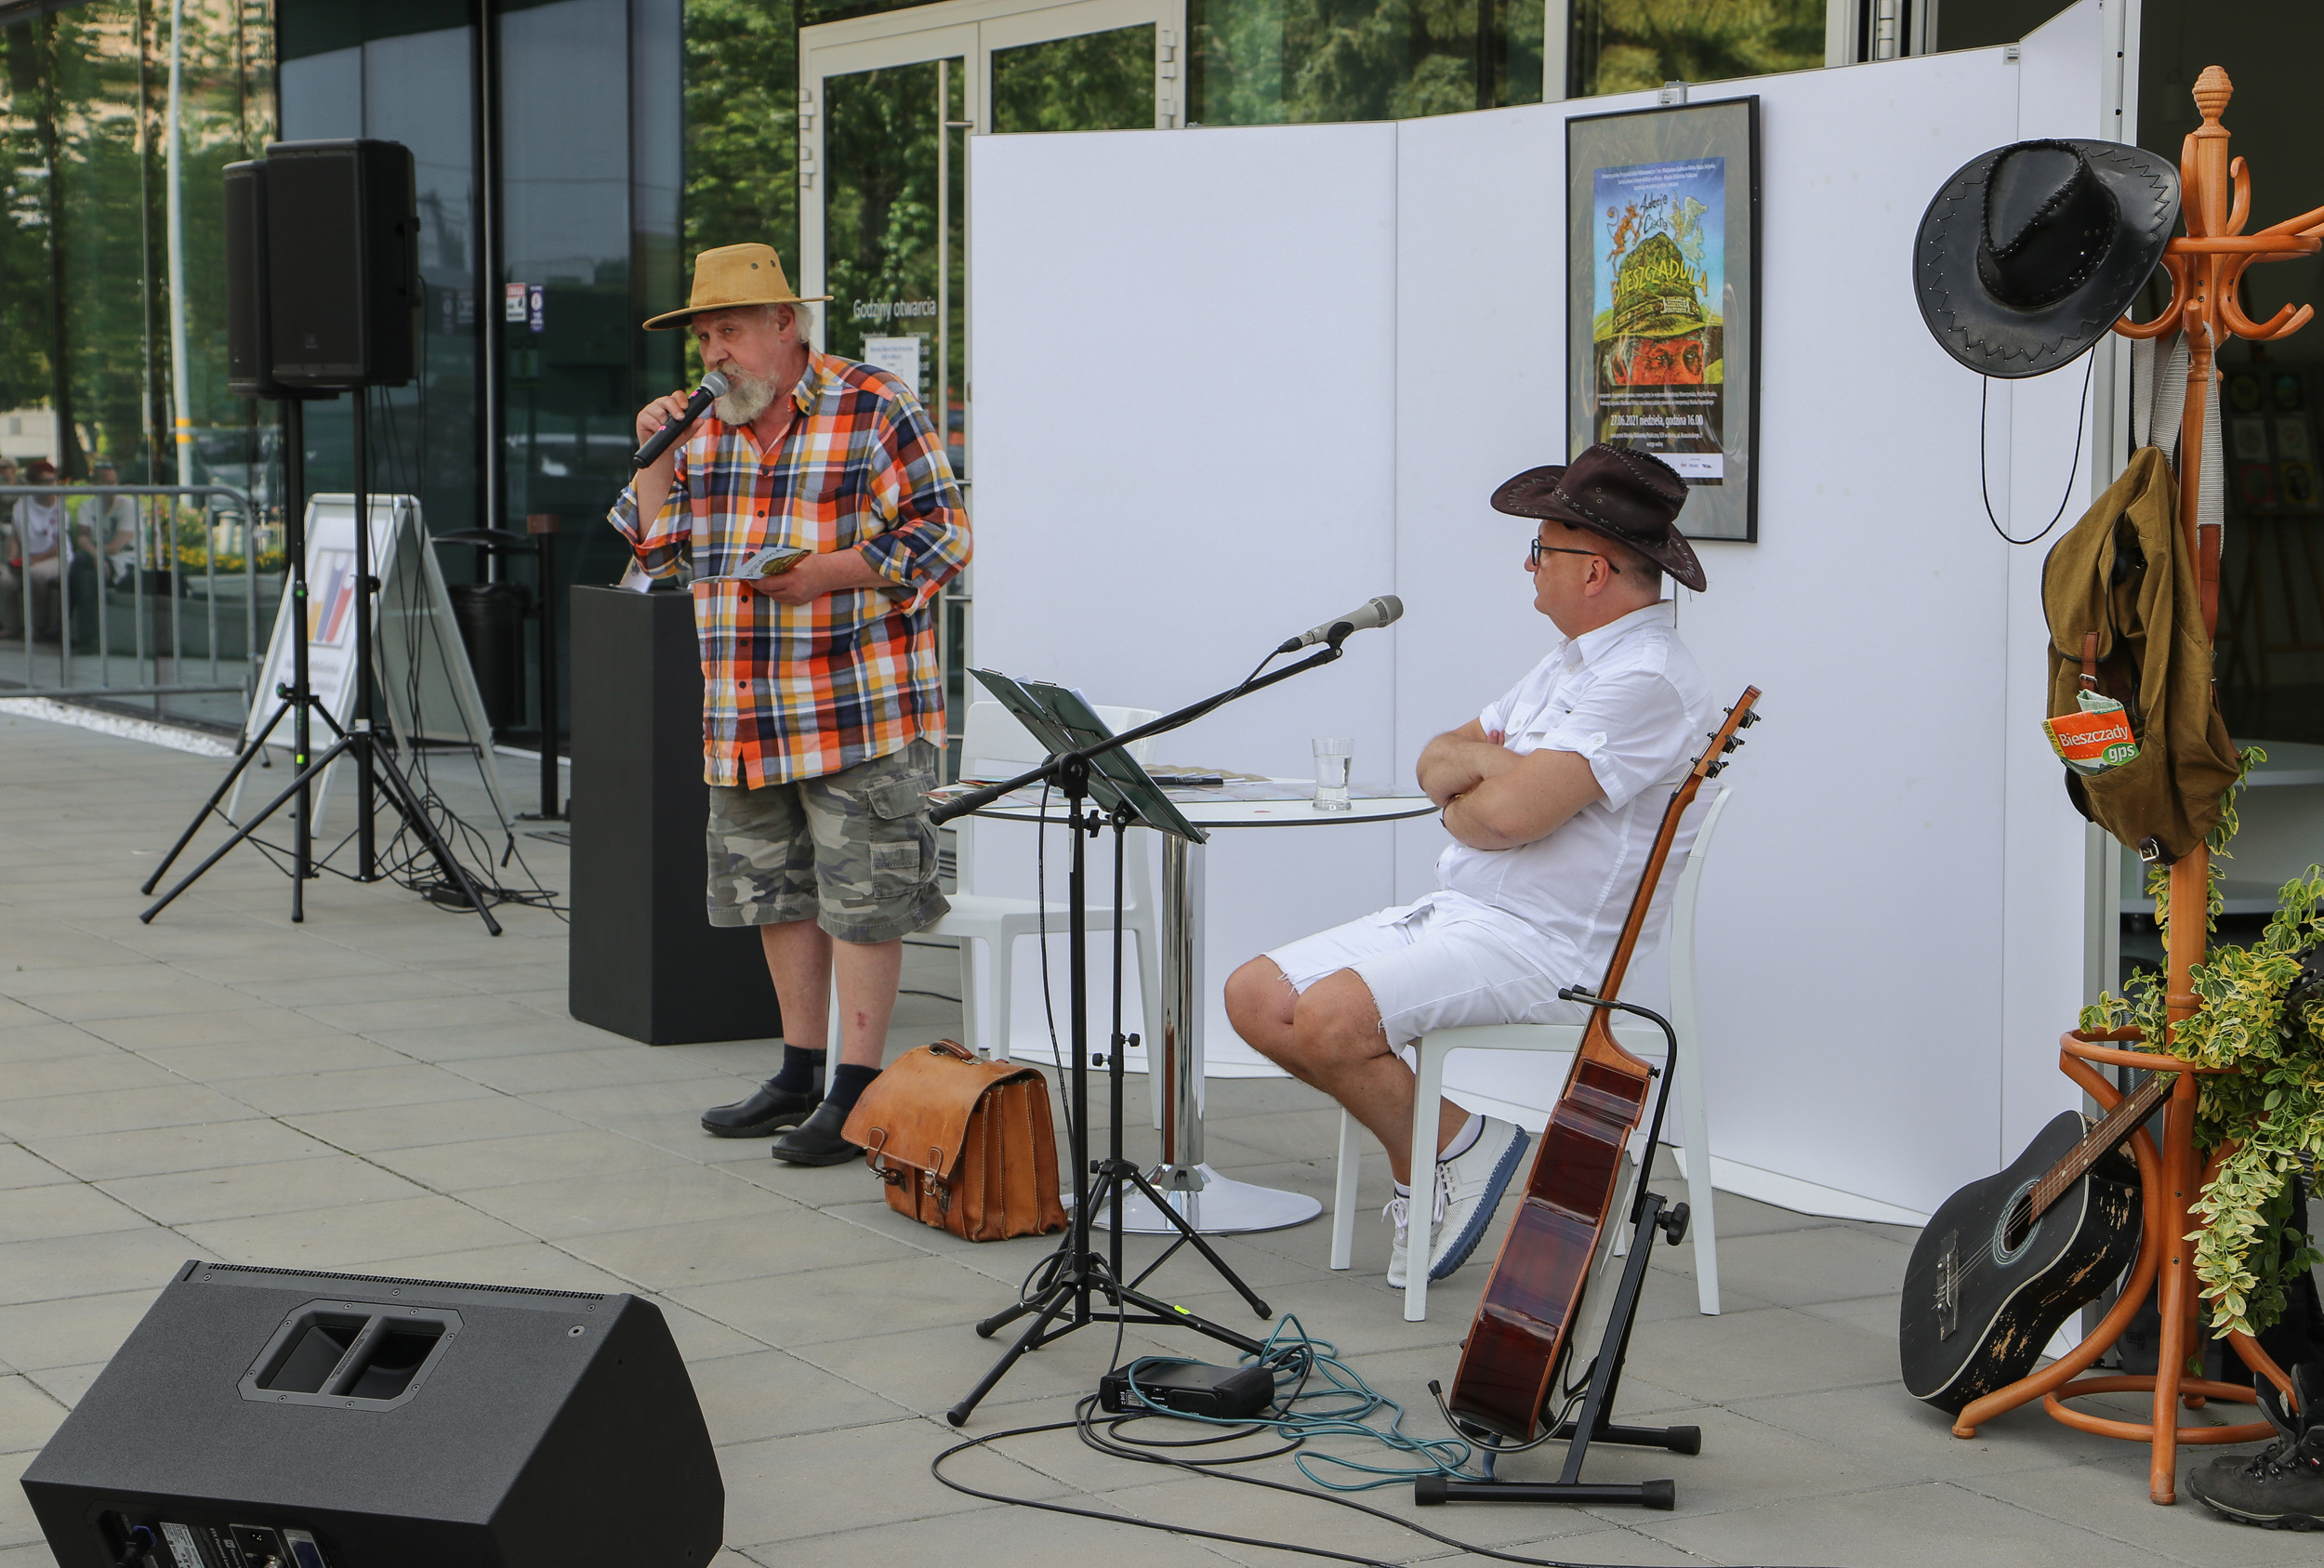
[[1898, 1070, 2168, 1415]]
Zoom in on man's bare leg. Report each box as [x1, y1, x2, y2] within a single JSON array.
[[831, 935, 902, 1071], [761, 924, 902, 1071], [761, 919, 831, 1051], [1224, 957, 1467, 1186]]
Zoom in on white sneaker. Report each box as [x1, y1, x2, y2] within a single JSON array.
[[1425, 1117, 1529, 1282], [1384, 1189, 1413, 1288]]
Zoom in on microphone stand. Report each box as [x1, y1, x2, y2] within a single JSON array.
[[931, 634, 1354, 1428]]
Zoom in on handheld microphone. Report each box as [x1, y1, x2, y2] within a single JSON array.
[[630, 372, 732, 469], [1275, 594, 1403, 654]]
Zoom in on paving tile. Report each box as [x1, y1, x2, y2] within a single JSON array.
[[295, 995, 546, 1034], [0, 1183, 153, 1245], [561, 1207, 917, 1291], [0, 1230, 214, 1306], [130, 1033, 412, 1082], [0, 1373, 68, 1457], [785, 1496, 1237, 1568], [0, 1145, 67, 1191], [357, 1019, 632, 1063], [0, 1052, 186, 1100], [1617, 1303, 1909, 1405], [0, 1288, 161, 1373], [99, 1154, 432, 1225], [449, 1043, 738, 1096], [522, 1077, 764, 1123], [719, 1416, 1047, 1546], [672, 1255, 1011, 1349], [20, 1117, 337, 1180], [355, 1241, 635, 1296], [231, 969, 486, 1008], [22, 1363, 104, 1409], [686, 1347, 909, 1443], [18, 979, 266, 1023], [0, 1024, 112, 1065], [1634, 1477, 2196, 1568], [363, 1127, 694, 1191], [456, 1164, 797, 1240], [1660, 1222, 1913, 1311], [796, 1318, 1137, 1420], [0, 1084, 261, 1140], [218, 1062, 504, 1117], [176, 1194, 532, 1269], [283, 1094, 582, 1153], [76, 1007, 372, 1050]]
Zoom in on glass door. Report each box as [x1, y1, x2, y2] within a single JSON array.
[[800, 0, 1183, 773]]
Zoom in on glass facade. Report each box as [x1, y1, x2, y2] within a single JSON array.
[[4, 0, 1859, 744]]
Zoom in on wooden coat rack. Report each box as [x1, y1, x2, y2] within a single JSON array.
[[1951, 67, 2320, 1505]]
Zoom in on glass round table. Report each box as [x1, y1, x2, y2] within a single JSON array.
[[976, 788, 1437, 1232]]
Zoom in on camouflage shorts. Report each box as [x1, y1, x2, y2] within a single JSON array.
[[706, 741, 949, 943]]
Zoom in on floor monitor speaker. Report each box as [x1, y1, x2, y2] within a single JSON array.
[[20, 1261, 724, 1568], [263, 139, 420, 390], [222, 160, 290, 401]]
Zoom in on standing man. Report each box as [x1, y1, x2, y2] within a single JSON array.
[[608, 244, 971, 1166], [1222, 445, 1711, 1287]]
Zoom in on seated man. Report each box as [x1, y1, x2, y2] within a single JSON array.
[[1224, 443, 1711, 1287]]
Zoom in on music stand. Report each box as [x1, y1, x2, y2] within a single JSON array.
[[939, 670, 1282, 1426]]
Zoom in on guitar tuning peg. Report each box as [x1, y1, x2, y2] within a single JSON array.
[[1705, 759, 1727, 777], [1739, 710, 1763, 727], [1722, 736, 1742, 753]]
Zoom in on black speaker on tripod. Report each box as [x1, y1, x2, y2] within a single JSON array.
[[20, 1261, 724, 1568], [262, 138, 421, 392], [222, 161, 293, 400]]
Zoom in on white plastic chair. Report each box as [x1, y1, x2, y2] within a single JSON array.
[[926, 702, 1166, 1083], [1327, 786, 1733, 1324]]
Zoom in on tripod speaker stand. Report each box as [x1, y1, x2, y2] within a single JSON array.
[[142, 139, 499, 935], [931, 649, 1355, 1427]]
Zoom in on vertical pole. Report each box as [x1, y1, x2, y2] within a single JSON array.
[[354, 389, 376, 878], [285, 397, 310, 917], [534, 515, 560, 816], [165, 0, 192, 488], [473, 0, 508, 553]]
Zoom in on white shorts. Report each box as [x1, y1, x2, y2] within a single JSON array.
[[1262, 892, 1588, 1048]]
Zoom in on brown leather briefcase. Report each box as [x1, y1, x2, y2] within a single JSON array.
[[840, 1040, 1067, 1242]]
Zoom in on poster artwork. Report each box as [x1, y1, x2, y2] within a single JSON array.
[[1591, 157, 1725, 481]]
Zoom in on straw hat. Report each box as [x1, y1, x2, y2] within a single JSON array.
[[642, 243, 830, 331]]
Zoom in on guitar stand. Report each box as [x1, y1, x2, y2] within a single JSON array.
[[1419, 1189, 1699, 1512]]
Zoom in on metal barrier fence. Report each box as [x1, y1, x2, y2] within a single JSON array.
[[0, 483, 266, 716]]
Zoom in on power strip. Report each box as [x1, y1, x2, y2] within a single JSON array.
[[1098, 1360, 1274, 1419]]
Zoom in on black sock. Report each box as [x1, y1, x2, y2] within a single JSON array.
[[770, 1045, 825, 1096], [825, 1062, 880, 1115]]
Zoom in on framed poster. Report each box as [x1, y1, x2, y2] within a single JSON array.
[[1567, 96, 1761, 542]]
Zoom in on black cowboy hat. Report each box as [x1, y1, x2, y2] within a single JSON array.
[[1490, 443, 1707, 593], [1915, 138, 2179, 379]]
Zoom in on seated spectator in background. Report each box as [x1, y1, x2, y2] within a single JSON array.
[[1, 459, 65, 641], [70, 460, 139, 651]]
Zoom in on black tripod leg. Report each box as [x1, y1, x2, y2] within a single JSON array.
[[948, 1279, 1078, 1428], [1107, 1280, 1271, 1358], [141, 701, 295, 894], [975, 1275, 1068, 1339], [363, 740, 504, 937], [1116, 1166, 1272, 1319], [141, 739, 354, 924]]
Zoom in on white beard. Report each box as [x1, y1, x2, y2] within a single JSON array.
[[713, 368, 779, 425]]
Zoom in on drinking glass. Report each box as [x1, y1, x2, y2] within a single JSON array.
[[1312, 737, 1353, 811]]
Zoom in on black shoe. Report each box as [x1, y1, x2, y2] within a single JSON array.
[[700, 1080, 820, 1138], [2188, 1364, 2324, 1530], [768, 1098, 863, 1166]]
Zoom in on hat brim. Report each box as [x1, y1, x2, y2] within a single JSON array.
[[642, 293, 833, 331], [1491, 465, 1710, 594], [1915, 139, 2179, 379]]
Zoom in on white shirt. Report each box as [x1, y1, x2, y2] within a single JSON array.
[[11, 496, 62, 559], [1430, 600, 1712, 984]]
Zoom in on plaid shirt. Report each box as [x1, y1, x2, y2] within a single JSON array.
[[608, 349, 971, 787]]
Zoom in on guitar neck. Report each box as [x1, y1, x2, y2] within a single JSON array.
[[2028, 1068, 2172, 1219]]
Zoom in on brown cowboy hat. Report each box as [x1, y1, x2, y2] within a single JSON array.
[[1489, 443, 1707, 593], [642, 243, 830, 331]]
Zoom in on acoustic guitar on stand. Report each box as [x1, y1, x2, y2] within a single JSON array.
[[1444, 687, 1761, 1443]]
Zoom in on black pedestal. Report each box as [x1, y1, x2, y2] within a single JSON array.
[[567, 586, 781, 1045]]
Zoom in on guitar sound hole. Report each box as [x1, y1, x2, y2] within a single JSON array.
[[1992, 1179, 2040, 1264]]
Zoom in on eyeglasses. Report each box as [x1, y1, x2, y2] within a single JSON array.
[[1528, 541, 1619, 573]]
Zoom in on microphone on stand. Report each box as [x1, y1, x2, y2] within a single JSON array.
[[630, 371, 733, 469], [1275, 594, 1404, 654]]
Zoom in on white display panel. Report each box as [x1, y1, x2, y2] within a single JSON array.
[[969, 4, 2105, 1217]]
